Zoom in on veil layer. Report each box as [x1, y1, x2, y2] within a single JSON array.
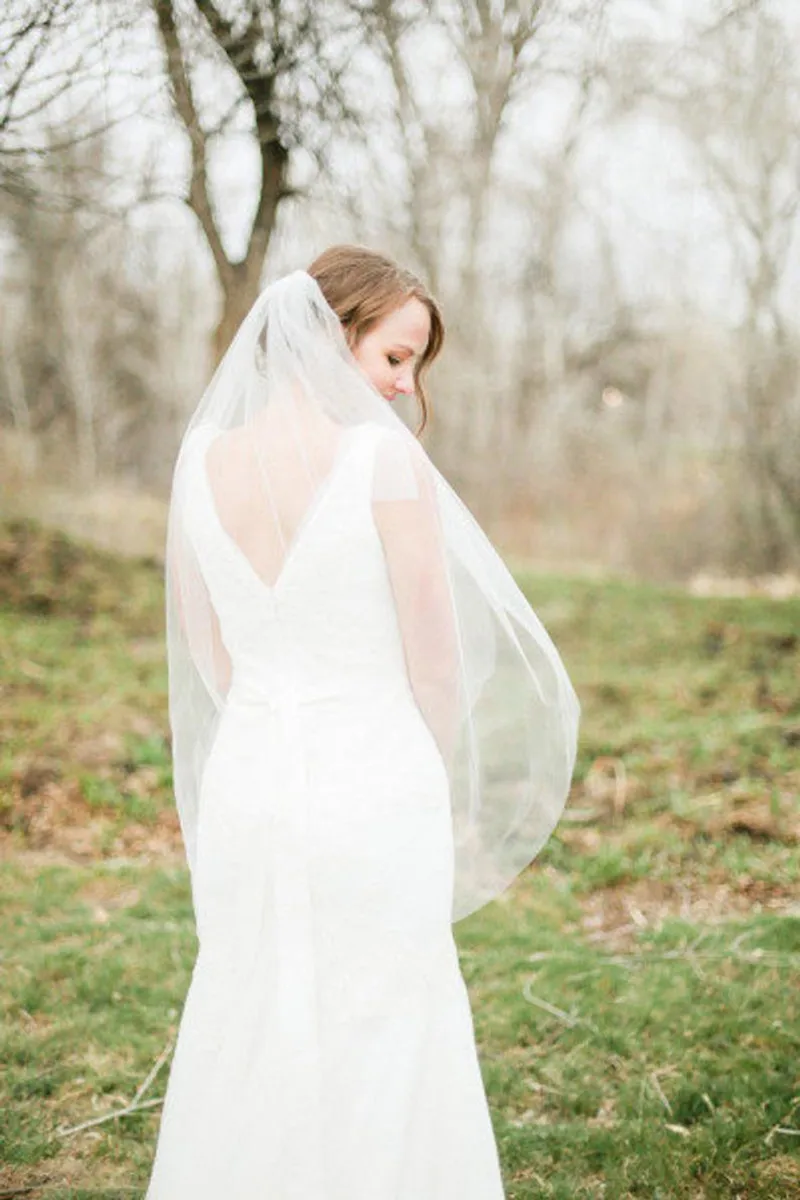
[[165, 269, 580, 924]]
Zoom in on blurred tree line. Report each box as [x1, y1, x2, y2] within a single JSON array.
[[0, 0, 798, 577]]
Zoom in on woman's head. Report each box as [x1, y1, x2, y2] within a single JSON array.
[[307, 244, 444, 435]]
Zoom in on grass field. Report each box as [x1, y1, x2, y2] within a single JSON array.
[[1, 517, 799, 1198]]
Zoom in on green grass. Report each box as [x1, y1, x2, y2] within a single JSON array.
[[1, 518, 799, 1197]]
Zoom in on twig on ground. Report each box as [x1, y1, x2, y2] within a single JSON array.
[[521, 979, 601, 1035], [521, 984, 579, 1026], [584, 755, 629, 820], [528, 947, 800, 969], [56, 1034, 174, 1138], [56, 1094, 164, 1138], [132, 1034, 175, 1105], [765, 1097, 800, 1145], [648, 1071, 673, 1116]]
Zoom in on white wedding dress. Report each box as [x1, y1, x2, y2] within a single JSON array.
[[145, 420, 507, 1198]]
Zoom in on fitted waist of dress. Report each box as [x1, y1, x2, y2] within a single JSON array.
[[225, 674, 411, 711]]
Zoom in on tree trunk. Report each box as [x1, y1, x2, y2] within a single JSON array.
[[155, 0, 290, 369]]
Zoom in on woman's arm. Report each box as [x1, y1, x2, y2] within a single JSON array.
[[371, 434, 461, 770], [168, 509, 232, 703]]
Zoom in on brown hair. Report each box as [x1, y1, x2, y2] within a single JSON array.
[[307, 244, 444, 437]]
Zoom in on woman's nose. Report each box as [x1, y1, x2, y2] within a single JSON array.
[[395, 367, 415, 395]]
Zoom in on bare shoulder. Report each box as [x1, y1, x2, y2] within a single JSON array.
[[371, 426, 436, 513]]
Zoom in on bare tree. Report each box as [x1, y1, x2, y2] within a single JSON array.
[[0, 1, 150, 209], [1, 1, 84, 199], [659, 7, 799, 564], [356, 0, 612, 473], [370, 1, 555, 304], [151, 0, 372, 361], [2, 0, 375, 361]]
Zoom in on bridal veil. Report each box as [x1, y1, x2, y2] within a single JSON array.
[[165, 268, 580, 924]]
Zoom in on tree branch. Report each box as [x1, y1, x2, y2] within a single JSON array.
[[153, 0, 231, 288], [191, 0, 288, 270]]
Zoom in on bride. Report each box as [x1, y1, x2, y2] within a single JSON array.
[[145, 244, 579, 1198]]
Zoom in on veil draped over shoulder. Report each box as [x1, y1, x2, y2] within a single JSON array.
[[165, 269, 580, 925]]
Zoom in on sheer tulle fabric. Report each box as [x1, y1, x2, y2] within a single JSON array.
[[166, 269, 579, 925]]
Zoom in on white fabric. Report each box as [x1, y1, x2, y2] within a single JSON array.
[[164, 269, 579, 928], [146, 269, 580, 1195], [146, 421, 507, 1196]]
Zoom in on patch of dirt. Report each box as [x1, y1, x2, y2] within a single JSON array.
[[756, 1155, 800, 1189], [76, 876, 143, 912], [0, 516, 161, 628], [707, 799, 800, 843], [560, 788, 800, 856], [0, 771, 183, 867], [2, 776, 105, 854], [69, 730, 128, 769], [576, 877, 799, 950], [0, 1166, 56, 1197], [0, 1146, 154, 1199], [689, 571, 800, 599], [111, 812, 184, 860]]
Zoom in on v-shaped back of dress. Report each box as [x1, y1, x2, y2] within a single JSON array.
[[180, 420, 412, 706], [201, 422, 367, 594]]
